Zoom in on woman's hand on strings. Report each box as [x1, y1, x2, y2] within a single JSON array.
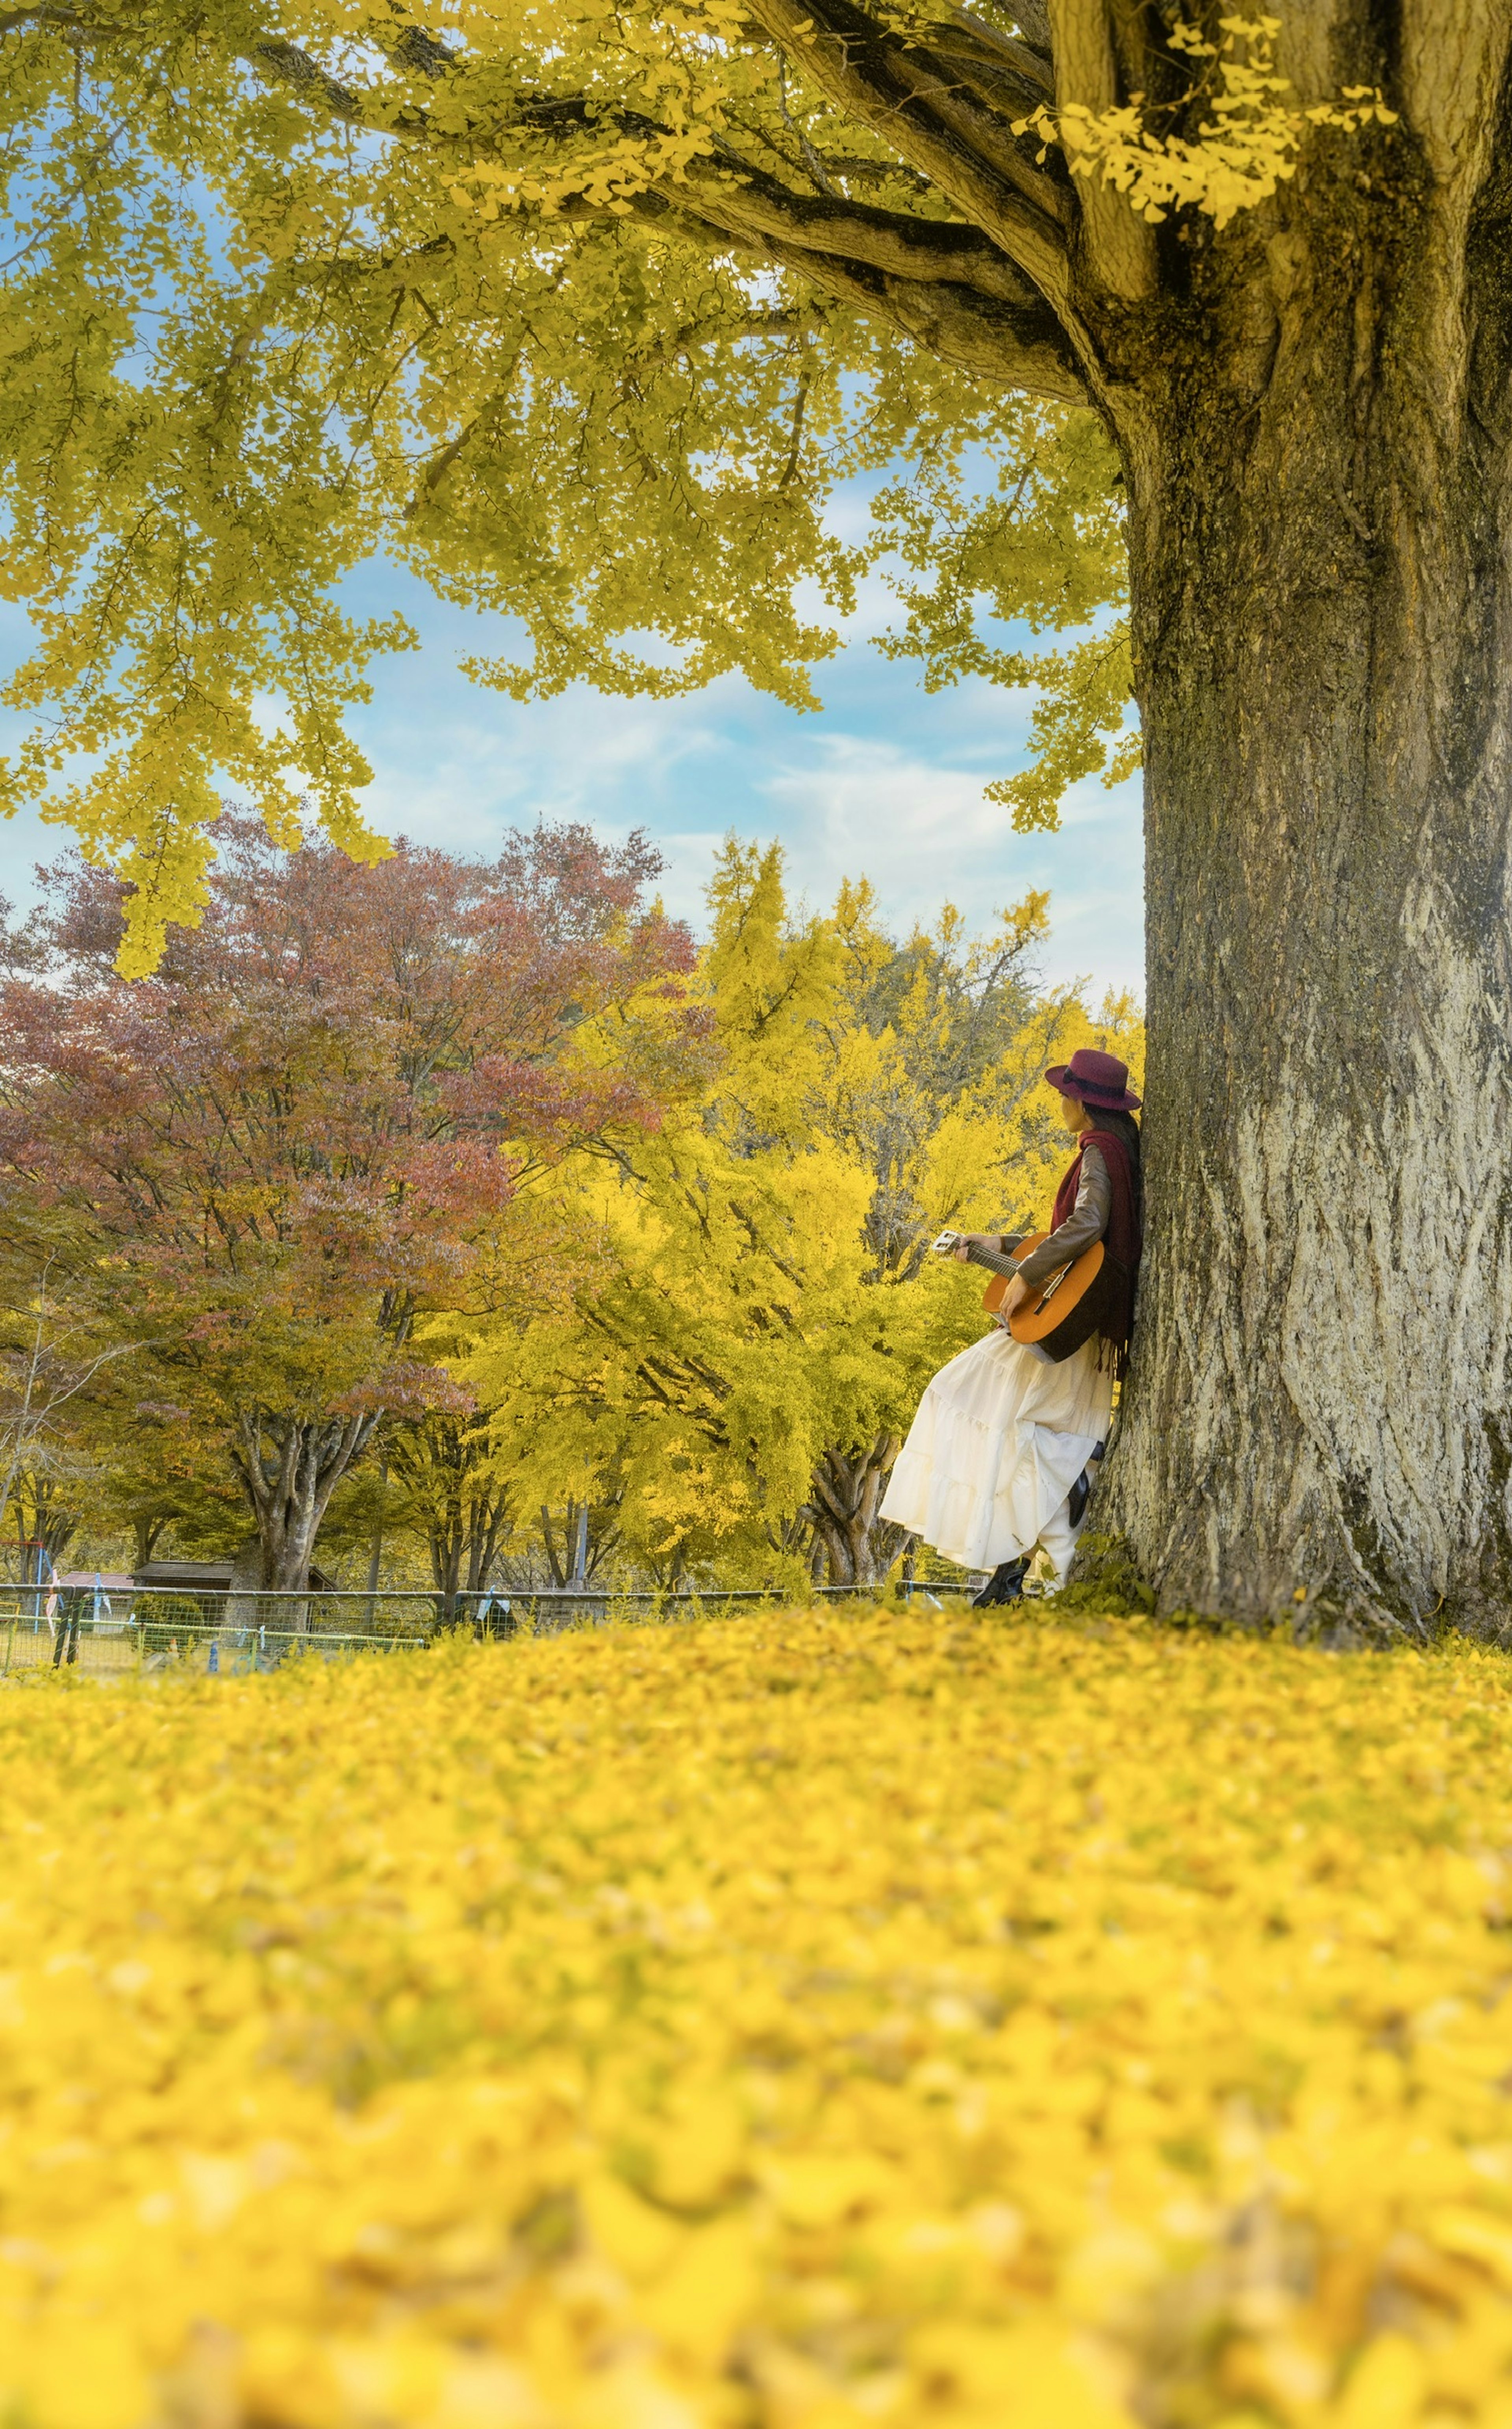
[[949, 1233, 1031, 1323], [993, 1274, 1030, 1331]]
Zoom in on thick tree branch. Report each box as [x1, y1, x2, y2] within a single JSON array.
[[706, 224, 1087, 396], [1001, 0, 1054, 59], [539, 187, 1086, 397], [741, 0, 1075, 312], [936, 7, 1056, 102], [1044, 0, 1154, 300], [875, 41, 1069, 221], [248, 38, 368, 126], [387, 20, 459, 80], [808, 155, 936, 191], [1399, 0, 1512, 191], [682, 162, 1049, 308], [0, 6, 96, 26]]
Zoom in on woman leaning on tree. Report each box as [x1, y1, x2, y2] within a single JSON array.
[[881, 1049, 1143, 1606]]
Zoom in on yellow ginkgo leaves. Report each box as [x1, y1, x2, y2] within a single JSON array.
[[3, 1610, 1512, 2422]]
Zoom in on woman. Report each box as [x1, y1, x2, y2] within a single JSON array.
[[880, 1048, 1143, 1605]]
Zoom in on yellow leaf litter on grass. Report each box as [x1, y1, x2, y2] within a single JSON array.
[[6, 1610, 1512, 2423]]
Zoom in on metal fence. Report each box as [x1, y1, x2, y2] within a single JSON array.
[[0, 1577, 973, 1677], [0, 1584, 435, 1677]]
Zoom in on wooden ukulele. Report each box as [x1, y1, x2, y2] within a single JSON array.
[[931, 1229, 1129, 1364]]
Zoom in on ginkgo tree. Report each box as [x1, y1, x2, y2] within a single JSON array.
[[2, 0, 1506, 1620]]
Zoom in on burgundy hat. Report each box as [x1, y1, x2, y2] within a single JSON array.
[[1044, 1047, 1141, 1113]]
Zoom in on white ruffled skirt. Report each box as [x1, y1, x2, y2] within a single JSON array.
[[881, 1327, 1113, 1573]]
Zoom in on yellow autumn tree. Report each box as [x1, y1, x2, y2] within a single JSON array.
[[468, 841, 1141, 1588]]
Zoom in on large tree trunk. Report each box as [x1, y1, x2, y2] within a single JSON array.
[[1097, 151, 1512, 1629]]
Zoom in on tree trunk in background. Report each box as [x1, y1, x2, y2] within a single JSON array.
[[224, 1538, 265, 1635], [428, 1495, 509, 1616], [464, 1500, 509, 1594], [432, 1522, 464, 1621], [133, 1513, 169, 1570], [805, 1435, 902, 1586], [1096, 153, 1512, 1628], [363, 1457, 387, 1624], [231, 1410, 376, 1627]]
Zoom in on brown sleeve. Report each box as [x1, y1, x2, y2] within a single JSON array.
[[1011, 1145, 1112, 1289]]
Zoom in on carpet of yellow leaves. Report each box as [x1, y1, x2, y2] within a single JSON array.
[[4, 1609, 1512, 2429]]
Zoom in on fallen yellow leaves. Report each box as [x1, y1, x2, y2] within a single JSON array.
[[3, 1610, 1512, 2425]]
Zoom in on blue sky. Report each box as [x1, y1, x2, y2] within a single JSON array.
[[0, 556, 1145, 1003]]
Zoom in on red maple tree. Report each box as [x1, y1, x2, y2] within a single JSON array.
[[0, 816, 697, 1593]]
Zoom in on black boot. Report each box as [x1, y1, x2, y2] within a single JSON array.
[[1066, 1438, 1107, 1532], [972, 1554, 1030, 1608]]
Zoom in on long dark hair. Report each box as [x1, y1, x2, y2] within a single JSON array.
[[1088, 1106, 1143, 1224]]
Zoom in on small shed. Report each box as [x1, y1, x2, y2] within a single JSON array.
[[132, 1558, 339, 1592]]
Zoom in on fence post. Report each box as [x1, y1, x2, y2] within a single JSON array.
[[572, 1503, 589, 1590]]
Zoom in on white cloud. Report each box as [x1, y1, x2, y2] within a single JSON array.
[[762, 734, 1004, 889], [740, 733, 1143, 998]]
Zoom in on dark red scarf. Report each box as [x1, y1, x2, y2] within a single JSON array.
[[1051, 1127, 1142, 1371]]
